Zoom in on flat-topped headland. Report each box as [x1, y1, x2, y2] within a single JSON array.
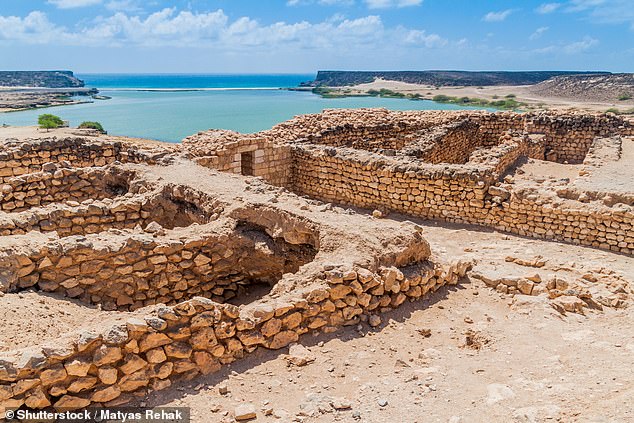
[[305, 70, 611, 87], [0, 71, 84, 88], [306, 70, 634, 113], [0, 71, 98, 112]]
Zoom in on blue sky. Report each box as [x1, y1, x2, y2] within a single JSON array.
[[0, 0, 632, 73]]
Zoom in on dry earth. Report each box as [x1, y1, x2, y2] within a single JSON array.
[[0, 125, 178, 148]]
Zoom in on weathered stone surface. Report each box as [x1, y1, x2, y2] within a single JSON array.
[[285, 344, 315, 367], [64, 358, 92, 377], [67, 377, 98, 393], [91, 385, 121, 403], [146, 348, 167, 364], [40, 364, 68, 386], [234, 403, 257, 421], [98, 367, 119, 385], [93, 346, 123, 366], [54, 395, 91, 411], [119, 354, 147, 375], [139, 333, 172, 352]]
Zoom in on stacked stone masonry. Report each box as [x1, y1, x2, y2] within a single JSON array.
[[1, 108, 632, 413], [0, 135, 470, 413], [185, 109, 634, 255]]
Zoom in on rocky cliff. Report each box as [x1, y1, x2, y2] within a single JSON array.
[[0, 71, 84, 88], [528, 73, 634, 103], [308, 70, 611, 87]]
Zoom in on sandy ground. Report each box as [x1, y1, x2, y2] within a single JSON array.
[[337, 79, 634, 113], [127, 216, 633, 423], [578, 136, 634, 195], [0, 125, 176, 148], [0, 291, 141, 352]]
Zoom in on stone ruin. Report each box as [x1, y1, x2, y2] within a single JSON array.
[[0, 109, 632, 413], [184, 109, 634, 254]]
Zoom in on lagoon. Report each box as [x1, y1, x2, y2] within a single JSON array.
[[0, 74, 491, 142]]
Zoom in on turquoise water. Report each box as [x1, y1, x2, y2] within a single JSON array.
[[1, 74, 491, 143], [79, 73, 314, 89]]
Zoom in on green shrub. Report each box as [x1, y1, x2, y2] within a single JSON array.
[[78, 121, 106, 133], [432, 94, 452, 102], [38, 114, 64, 131], [618, 93, 632, 101], [505, 94, 516, 98]]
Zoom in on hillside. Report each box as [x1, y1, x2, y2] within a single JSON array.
[[308, 70, 611, 87], [528, 73, 634, 103], [0, 70, 84, 88]]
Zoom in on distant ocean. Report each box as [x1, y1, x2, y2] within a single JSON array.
[[1, 74, 491, 142]]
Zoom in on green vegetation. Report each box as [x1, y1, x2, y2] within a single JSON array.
[[311, 86, 524, 109], [606, 108, 634, 115], [618, 93, 633, 101], [311, 86, 339, 98], [431, 95, 525, 110], [78, 121, 106, 133], [367, 88, 407, 98], [312, 86, 423, 101], [38, 114, 64, 131]]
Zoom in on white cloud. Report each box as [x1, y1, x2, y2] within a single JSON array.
[[106, 0, 143, 12], [534, 36, 599, 54], [48, 0, 101, 8], [483, 9, 513, 22], [563, 36, 599, 53], [404, 30, 447, 47], [566, 0, 634, 30], [287, 0, 355, 5], [365, 0, 422, 9], [536, 3, 561, 14], [567, 0, 607, 12], [0, 8, 448, 54], [530, 26, 549, 40], [0, 11, 68, 43]]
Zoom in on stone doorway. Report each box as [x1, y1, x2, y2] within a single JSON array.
[[241, 151, 255, 176]]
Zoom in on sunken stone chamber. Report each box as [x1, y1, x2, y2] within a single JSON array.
[[0, 201, 318, 312]]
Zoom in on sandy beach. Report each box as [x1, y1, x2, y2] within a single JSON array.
[[332, 78, 634, 113]]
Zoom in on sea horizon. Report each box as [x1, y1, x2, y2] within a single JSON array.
[[77, 73, 315, 90], [1, 73, 493, 142]]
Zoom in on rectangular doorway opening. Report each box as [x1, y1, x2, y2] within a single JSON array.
[[241, 151, 255, 176]]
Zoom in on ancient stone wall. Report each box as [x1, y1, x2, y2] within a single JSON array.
[[291, 146, 492, 216], [414, 121, 481, 164], [0, 258, 469, 411], [471, 113, 630, 163], [0, 220, 312, 311], [289, 143, 633, 254], [182, 131, 292, 186], [0, 166, 139, 213], [0, 138, 172, 184], [0, 183, 223, 237]]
